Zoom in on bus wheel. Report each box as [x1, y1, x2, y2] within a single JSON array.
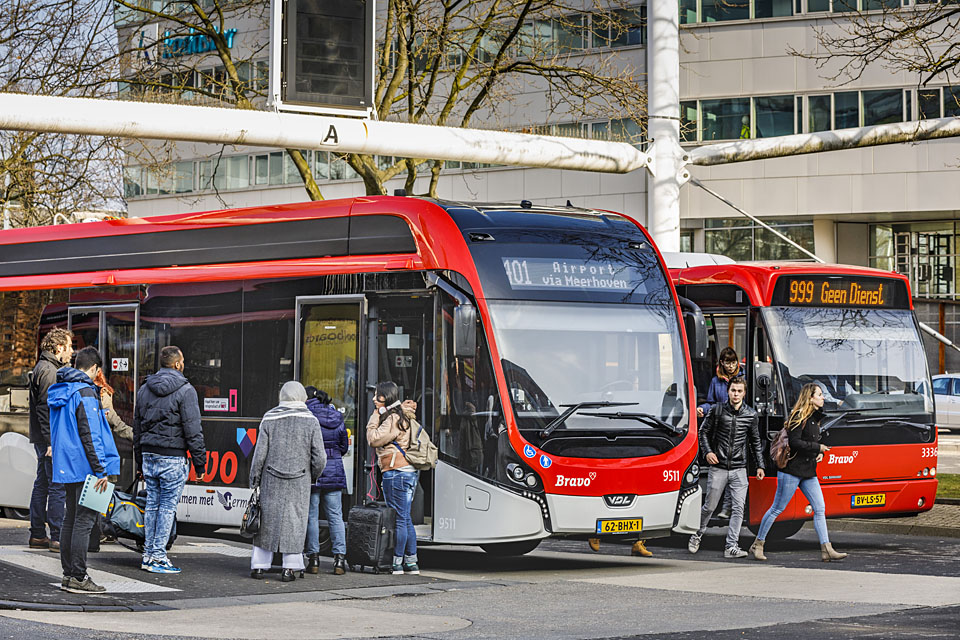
[[2, 507, 29, 520], [748, 520, 804, 540], [480, 539, 541, 556]]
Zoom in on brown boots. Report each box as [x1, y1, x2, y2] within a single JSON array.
[[588, 538, 600, 552], [821, 543, 848, 562], [631, 540, 653, 557], [748, 539, 767, 561]]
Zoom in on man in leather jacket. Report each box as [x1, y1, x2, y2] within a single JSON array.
[[688, 377, 765, 558]]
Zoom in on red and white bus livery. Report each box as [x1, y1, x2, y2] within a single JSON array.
[[0, 197, 702, 553], [672, 261, 937, 538]]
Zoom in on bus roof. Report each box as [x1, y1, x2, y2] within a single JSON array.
[[673, 261, 913, 307], [0, 196, 648, 292]]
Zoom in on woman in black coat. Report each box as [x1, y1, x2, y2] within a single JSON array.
[[749, 382, 848, 563]]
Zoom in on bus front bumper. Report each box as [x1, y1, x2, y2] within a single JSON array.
[[545, 487, 701, 539]]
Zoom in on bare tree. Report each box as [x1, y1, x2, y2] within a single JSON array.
[[791, 3, 960, 88], [0, 0, 122, 227], [116, 0, 647, 200]]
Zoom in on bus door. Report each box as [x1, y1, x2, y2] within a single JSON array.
[[368, 294, 434, 540], [67, 304, 139, 487], [698, 312, 747, 409], [295, 296, 365, 516]]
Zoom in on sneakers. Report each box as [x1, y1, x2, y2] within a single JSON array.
[[717, 509, 731, 520], [687, 533, 702, 554], [391, 560, 404, 575], [60, 575, 69, 589], [62, 575, 105, 594], [145, 559, 181, 574], [140, 558, 155, 571], [403, 562, 420, 575], [724, 545, 748, 559], [28, 537, 50, 549]]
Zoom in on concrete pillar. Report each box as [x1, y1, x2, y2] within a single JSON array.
[[813, 218, 836, 263]]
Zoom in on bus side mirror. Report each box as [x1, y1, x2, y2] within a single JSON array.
[[678, 296, 707, 360], [454, 304, 477, 357]]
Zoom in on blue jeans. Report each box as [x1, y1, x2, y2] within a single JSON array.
[[29, 444, 65, 541], [142, 453, 189, 563], [306, 488, 347, 556], [756, 471, 830, 544], [382, 469, 418, 562]]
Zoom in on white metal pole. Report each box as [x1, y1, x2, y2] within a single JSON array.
[[689, 117, 960, 166], [0, 93, 650, 175], [645, 0, 685, 252]]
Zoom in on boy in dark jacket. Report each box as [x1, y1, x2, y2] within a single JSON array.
[[134, 346, 206, 575], [304, 387, 349, 575], [49, 346, 119, 593], [688, 377, 764, 559], [27, 327, 73, 551]]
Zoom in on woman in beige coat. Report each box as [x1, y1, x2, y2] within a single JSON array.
[[366, 382, 419, 575]]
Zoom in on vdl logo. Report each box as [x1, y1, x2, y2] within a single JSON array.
[[523, 445, 536, 459]]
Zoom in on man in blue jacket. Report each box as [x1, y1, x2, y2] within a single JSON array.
[[134, 345, 206, 575], [49, 346, 120, 594]]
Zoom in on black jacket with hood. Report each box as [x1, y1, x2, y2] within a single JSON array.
[[134, 367, 206, 474], [782, 407, 824, 479], [29, 351, 65, 446]]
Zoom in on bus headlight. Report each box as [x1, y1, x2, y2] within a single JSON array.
[[682, 460, 700, 488], [922, 468, 930, 477]]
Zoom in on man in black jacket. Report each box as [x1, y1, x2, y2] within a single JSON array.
[[134, 346, 206, 574], [688, 377, 765, 558], [28, 328, 74, 551]]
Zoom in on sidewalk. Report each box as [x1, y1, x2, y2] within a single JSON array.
[[0, 518, 497, 613]]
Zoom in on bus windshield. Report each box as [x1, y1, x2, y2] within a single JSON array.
[[487, 301, 688, 439], [762, 306, 933, 417]]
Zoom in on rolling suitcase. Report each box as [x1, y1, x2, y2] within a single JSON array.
[[346, 502, 396, 573]]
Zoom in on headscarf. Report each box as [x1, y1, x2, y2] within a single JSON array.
[[261, 380, 315, 424], [279, 380, 307, 405]]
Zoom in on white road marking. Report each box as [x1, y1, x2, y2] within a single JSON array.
[[0, 546, 179, 593]]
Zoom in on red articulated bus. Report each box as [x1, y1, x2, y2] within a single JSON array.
[[0, 196, 703, 554], [671, 260, 938, 539]]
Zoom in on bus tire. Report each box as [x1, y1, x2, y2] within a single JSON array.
[[480, 539, 541, 556], [2, 507, 29, 520], [747, 519, 804, 540]]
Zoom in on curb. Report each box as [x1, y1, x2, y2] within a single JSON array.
[[828, 519, 960, 539], [0, 599, 170, 613]]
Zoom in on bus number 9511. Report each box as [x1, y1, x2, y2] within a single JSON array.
[[664, 470, 680, 483]]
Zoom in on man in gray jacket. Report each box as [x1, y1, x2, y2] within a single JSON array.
[[134, 346, 206, 574], [28, 328, 73, 551]]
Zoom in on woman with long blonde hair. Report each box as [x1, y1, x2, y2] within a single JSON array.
[[749, 383, 848, 562]]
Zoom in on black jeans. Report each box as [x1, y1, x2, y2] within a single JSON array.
[[29, 444, 65, 541], [61, 482, 99, 580]]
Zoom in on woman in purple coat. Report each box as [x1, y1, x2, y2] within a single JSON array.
[[304, 387, 349, 575]]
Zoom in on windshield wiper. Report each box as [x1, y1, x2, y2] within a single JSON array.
[[540, 402, 637, 438], [822, 409, 932, 432], [580, 411, 686, 436]]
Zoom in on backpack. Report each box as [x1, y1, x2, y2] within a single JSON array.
[[392, 418, 438, 470], [769, 427, 794, 469]]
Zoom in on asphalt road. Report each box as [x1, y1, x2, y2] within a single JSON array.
[[1, 526, 958, 640]]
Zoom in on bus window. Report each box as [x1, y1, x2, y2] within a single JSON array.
[[751, 313, 784, 424], [698, 313, 747, 406], [436, 292, 504, 483]]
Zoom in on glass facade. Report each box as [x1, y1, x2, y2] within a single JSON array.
[[871, 222, 960, 300], [700, 98, 751, 141], [755, 95, 795, 137], [704, 218, 814, 261]]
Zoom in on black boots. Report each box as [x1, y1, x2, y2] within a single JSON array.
[[333, 554, 346, 575], [281, 568, 298, 582], [250, 569, 265, 579], [307, 554, 320, 575]]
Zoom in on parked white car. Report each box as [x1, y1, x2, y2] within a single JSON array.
[[932, 374, 960, 432]]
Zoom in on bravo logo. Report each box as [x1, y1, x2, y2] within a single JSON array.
[[828, 450, 859, 464], [556, 471, 597, 488]]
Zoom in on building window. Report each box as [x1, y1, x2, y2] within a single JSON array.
[[679, 0, 698, 23], [705, 218, 814, 261], [700, 98, 751, 141], [808, 95, 831, 131], [123, 166, 143, 199], [680, 101, 698, 143], [702, 0, 751, 21], [919, 88, 941, 119], [871, 222, 959, 300], [680, 230, 695, 253], [755, 0, 794, 17], [946, 86, 960, 117], [754, 95, 795, 137], [862, 89, 904, 125], [834, 91, 860, 128]]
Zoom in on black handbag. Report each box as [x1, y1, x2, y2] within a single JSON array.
[[240, 486, 261, 539]]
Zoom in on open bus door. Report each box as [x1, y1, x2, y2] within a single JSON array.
[[67, 304, 139, 489]]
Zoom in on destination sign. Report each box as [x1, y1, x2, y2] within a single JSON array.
[[771, 275, 909, 309], [501, 257, 644, 293]]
